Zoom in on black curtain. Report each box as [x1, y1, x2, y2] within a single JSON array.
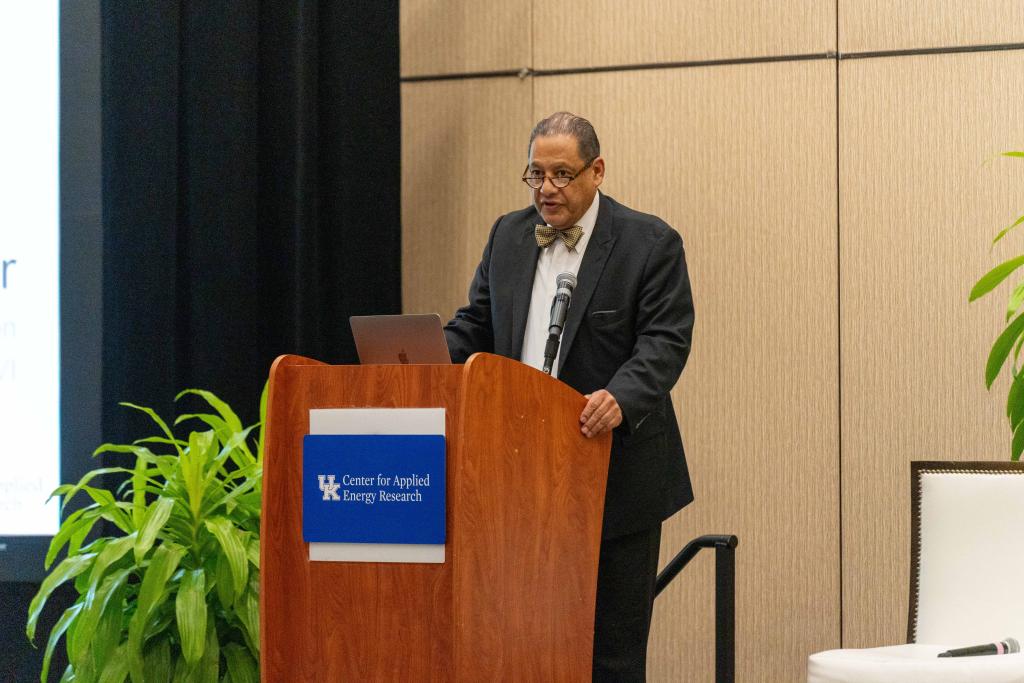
[[1, 2, 399, 679], [102, 0, 400, 438]]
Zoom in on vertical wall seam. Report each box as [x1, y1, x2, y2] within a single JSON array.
[[529, 0, 535, 122], [835, 0, 844, 649]]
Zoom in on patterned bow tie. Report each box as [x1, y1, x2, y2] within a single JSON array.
[[535, 224, 584, 250]]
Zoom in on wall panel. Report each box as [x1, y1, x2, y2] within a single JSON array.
[[840, 51, 1024, 647], [400, 0, 530, 77], [533, 1, 834, 71], [401, 78, 533, 318], [535, 60, 839, 682], [840, 1, 1024, 53]]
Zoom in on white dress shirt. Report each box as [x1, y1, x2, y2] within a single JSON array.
[[520, 191, 601, 377]]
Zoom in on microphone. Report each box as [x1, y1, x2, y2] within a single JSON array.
[[937, 637, 1020, 657], [542, 272, 577, 375]]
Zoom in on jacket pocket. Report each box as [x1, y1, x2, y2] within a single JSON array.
[[589, 308, 627, 328]]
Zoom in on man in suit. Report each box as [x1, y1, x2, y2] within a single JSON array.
[[444, 112, 694, 681]]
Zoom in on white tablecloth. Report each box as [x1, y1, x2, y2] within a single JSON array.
[[808, 644, 1024, 683]]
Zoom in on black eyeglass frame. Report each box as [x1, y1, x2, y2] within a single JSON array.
[[521, 159, 594, 190]]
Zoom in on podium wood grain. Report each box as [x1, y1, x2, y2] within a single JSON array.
[[260, 353, 611, 681]]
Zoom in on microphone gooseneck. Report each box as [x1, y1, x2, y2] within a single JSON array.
[[542, 272, 577, 375]]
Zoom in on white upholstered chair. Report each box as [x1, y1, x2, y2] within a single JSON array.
[[808, 461, 1024, 683]]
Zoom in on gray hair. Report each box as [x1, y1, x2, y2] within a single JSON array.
[[528, 112, 601, 164]]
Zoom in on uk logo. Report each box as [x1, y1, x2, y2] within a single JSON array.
[[318, 474, 341, 501]]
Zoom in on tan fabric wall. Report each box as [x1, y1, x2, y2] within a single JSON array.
[[400, 3, 1024, 680]]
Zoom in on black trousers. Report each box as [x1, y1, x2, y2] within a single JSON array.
[[593, 524, 663, 682]]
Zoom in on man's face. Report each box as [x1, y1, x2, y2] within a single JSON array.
[[527, 134, 604, 229]]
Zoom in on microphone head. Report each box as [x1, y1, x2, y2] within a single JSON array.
[[556, 272, 577, 291], [1007, 638, 1020, 654]]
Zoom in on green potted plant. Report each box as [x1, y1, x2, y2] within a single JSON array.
[[25, 388, 265, 682], [970, 151, 1024, 459]]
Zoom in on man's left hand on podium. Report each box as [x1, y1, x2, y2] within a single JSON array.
[[580, 389, 622, 438]]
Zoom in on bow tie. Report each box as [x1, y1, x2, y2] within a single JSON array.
[[535, 224, 584, 250]]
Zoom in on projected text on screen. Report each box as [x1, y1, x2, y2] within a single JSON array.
[[0, 2, 60, 536]]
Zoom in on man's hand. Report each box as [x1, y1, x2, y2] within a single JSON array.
[[580, 389, 622, 438]]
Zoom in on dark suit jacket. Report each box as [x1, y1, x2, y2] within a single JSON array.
[[444, 193, 695, 538]]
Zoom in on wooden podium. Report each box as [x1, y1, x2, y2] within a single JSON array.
[[260, 352, 612, 681]]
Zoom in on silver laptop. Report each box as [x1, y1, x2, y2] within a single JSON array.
[[350, 314, 452, 365]]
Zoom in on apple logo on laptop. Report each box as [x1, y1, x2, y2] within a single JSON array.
[[398, 349, 409, 364]]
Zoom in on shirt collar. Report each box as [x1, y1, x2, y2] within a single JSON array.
[[556, 190, 600, 254]]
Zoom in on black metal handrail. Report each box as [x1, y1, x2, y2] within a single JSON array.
[[655, 534, 738, 683]]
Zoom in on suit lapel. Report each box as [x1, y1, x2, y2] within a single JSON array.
[[510, 222, 541, 359], [557, 194, 617, 371]]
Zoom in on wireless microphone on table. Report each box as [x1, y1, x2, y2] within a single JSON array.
[[937, 637, 1020, 658]]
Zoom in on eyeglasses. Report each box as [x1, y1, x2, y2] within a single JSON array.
[[521, 159, 593, 190]]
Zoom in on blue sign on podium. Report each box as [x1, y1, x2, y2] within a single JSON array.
[[302, 434, 446, 545]]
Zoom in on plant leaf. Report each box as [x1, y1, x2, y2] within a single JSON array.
[[182, 431, 216, 519], [1006, 282, 1024, 322], [986, 313, 1024, 387], [992, 214, 1024, 246], [135, 497, 175, 564], [48, 467, 134, 507], [237, 577, 260, 655], [133, 436, 189, 449], [175, 569, 207, 664], [256, 380, 268, 466], [40, 603, 82, 683], [45, 507, 91, 568], [27, 552, 97, 642], [118, 403, 181, 455], [201, 617, 220, 683], [176, 389, 243, 434], [90, 569, 130, 672], [215, 551, 233, 612], [1003, 151, 1024, 158], [204, 517, 248, 601], [222, 642, 258, 683], [86, 533, 136, 594], [77, 486, 134, 533], [1013, 419, 1024, 461], [93, 443, 158, 461], [67, 509, 105, 559], [1009, 372, 1024, 426], [71, 566, 131, 670], [172, 618, 219, 683], [127, 543, 185, 683], [971, 255, 1024, 301], [246, 537, 260, 570], [142, 638, 172, 683], [97, 642, 130, 683]]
